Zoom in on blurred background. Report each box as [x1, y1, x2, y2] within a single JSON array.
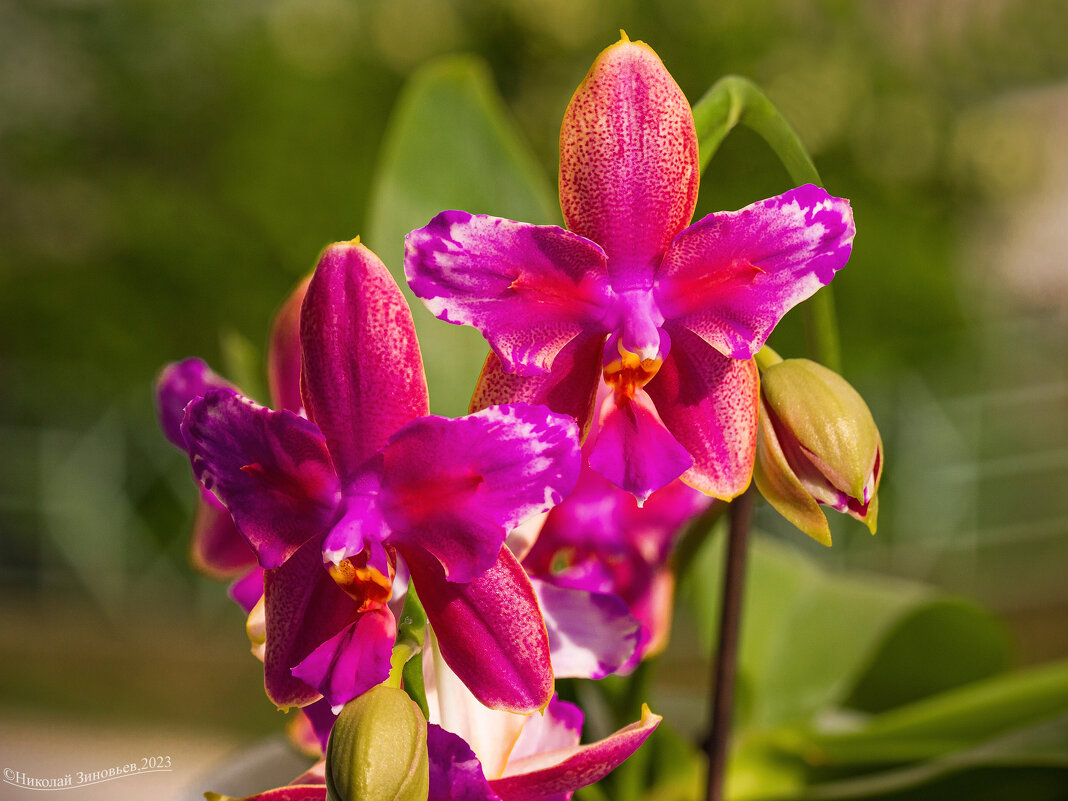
[[1, 0, 1066, 798]]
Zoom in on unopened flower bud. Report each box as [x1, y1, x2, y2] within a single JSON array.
[[754, 358, 882, 545], [326, 685, 429, 801]]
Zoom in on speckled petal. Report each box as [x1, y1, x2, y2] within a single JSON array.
[[657, 185, 854, 359], [263, 539, 364, 709], [155, 357, 234, 449], [645, 326, 758, 500], [470, 336, 604, 440], [268, 275, 310, 413], [382, 405, 581, 583], [300, 240, 429, 485], [404, 544, 553, 714], [587, 389, 694, 503], [559, 36, 699, 288], [182, 389, 339, 569], [490, 705, 661, 800], [291, 606, 396, 708], [405, 212, 610, 375]]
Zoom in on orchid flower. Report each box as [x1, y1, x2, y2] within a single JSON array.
[[178, 239, 581, 714], [156, 278, 308, 578], [405, 33, 855, 502], [524, 386, 712, 668], [423, 636, 660, 801]]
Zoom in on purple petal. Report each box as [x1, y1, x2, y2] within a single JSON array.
[[182, 389, 339, 569], [155, 357, 233, 449], [228, 566, 265, 614], [657, 185, 855, 359], [509, 697, 583, 763], [263, 539, 364, 708], [190, 489, 257, 578], [268, 275, 310, 413], [300, 239, 429, 485], [291, 606, 396, 708], [532, 579, 640, 680], [427, 724, 502, 801], [470, 335, 604, 440], [490, 706, 661, 800], [297, 699, 338, 756], [645, 326, 759, 500], [559, 37, 699, 288], [587, 389, 694, 503], [405, 212, 610, 376], [382, 405, 580, 583], [404, 545, 553, 714]]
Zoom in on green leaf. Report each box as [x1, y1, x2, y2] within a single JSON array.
[[691, 76, 821, 188], [681, 534, 1011, 728], [366, 55, 556, 416], [691, 76, 839, 370]]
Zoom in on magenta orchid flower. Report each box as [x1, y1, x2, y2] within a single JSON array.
[[524, 385, 712, 667], [423, 642, 660, 801], [156, 278, 308, 578], [178, 239, 581, 715], [405, 34, 855, 502]]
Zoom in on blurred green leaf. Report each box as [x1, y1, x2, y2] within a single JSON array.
[[682, 534, 1011, 728], [220, 328, 267, 405], [692, 76, 821, 186], [366, 55, 557, 416]]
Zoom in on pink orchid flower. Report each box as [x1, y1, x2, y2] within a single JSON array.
[[524, 385, 713, 668], [177, 239, 581, 714], [421, 642, 660, 801], [156, 278, 307, 577], [405, 34, 855, 502]]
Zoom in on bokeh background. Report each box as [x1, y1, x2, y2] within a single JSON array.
[[1, 0, 1066, 798]]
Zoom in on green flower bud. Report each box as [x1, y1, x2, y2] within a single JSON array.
[[326, 685, 429, 801], [754, 358, 882, 545]]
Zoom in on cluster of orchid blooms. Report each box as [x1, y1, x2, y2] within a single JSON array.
[[157, 34, 881, 801]]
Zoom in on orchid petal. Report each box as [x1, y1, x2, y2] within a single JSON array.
[[587, 389, 694, 503], [424, 636, 527, 781], [294, 700, 338, 757], [263, 539, 364, 708], [509, 697, 583, 763], [645, 326, 758, 500], [300, 239, 429, 485], [657, 185, 855, 359], [404, 544, 553, 714], [291, 605, 397, 708], [427, 724, 502, 801], [268, 275, 310, 413], [155, 357, 233, 449], [405, 212, 611, 375], [491, 705, 661, 800], [532, 578, 641, 680], [470, 335, 603, 440], [190, 488, 257, 578], [382, 405, 580, 583], [559, 35, 699, 288], [228, 566, 265, 614], [182, 390, 339, 568]]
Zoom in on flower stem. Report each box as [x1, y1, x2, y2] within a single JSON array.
[[803, 288, 842, 372], [705, 488, 754, 801]]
